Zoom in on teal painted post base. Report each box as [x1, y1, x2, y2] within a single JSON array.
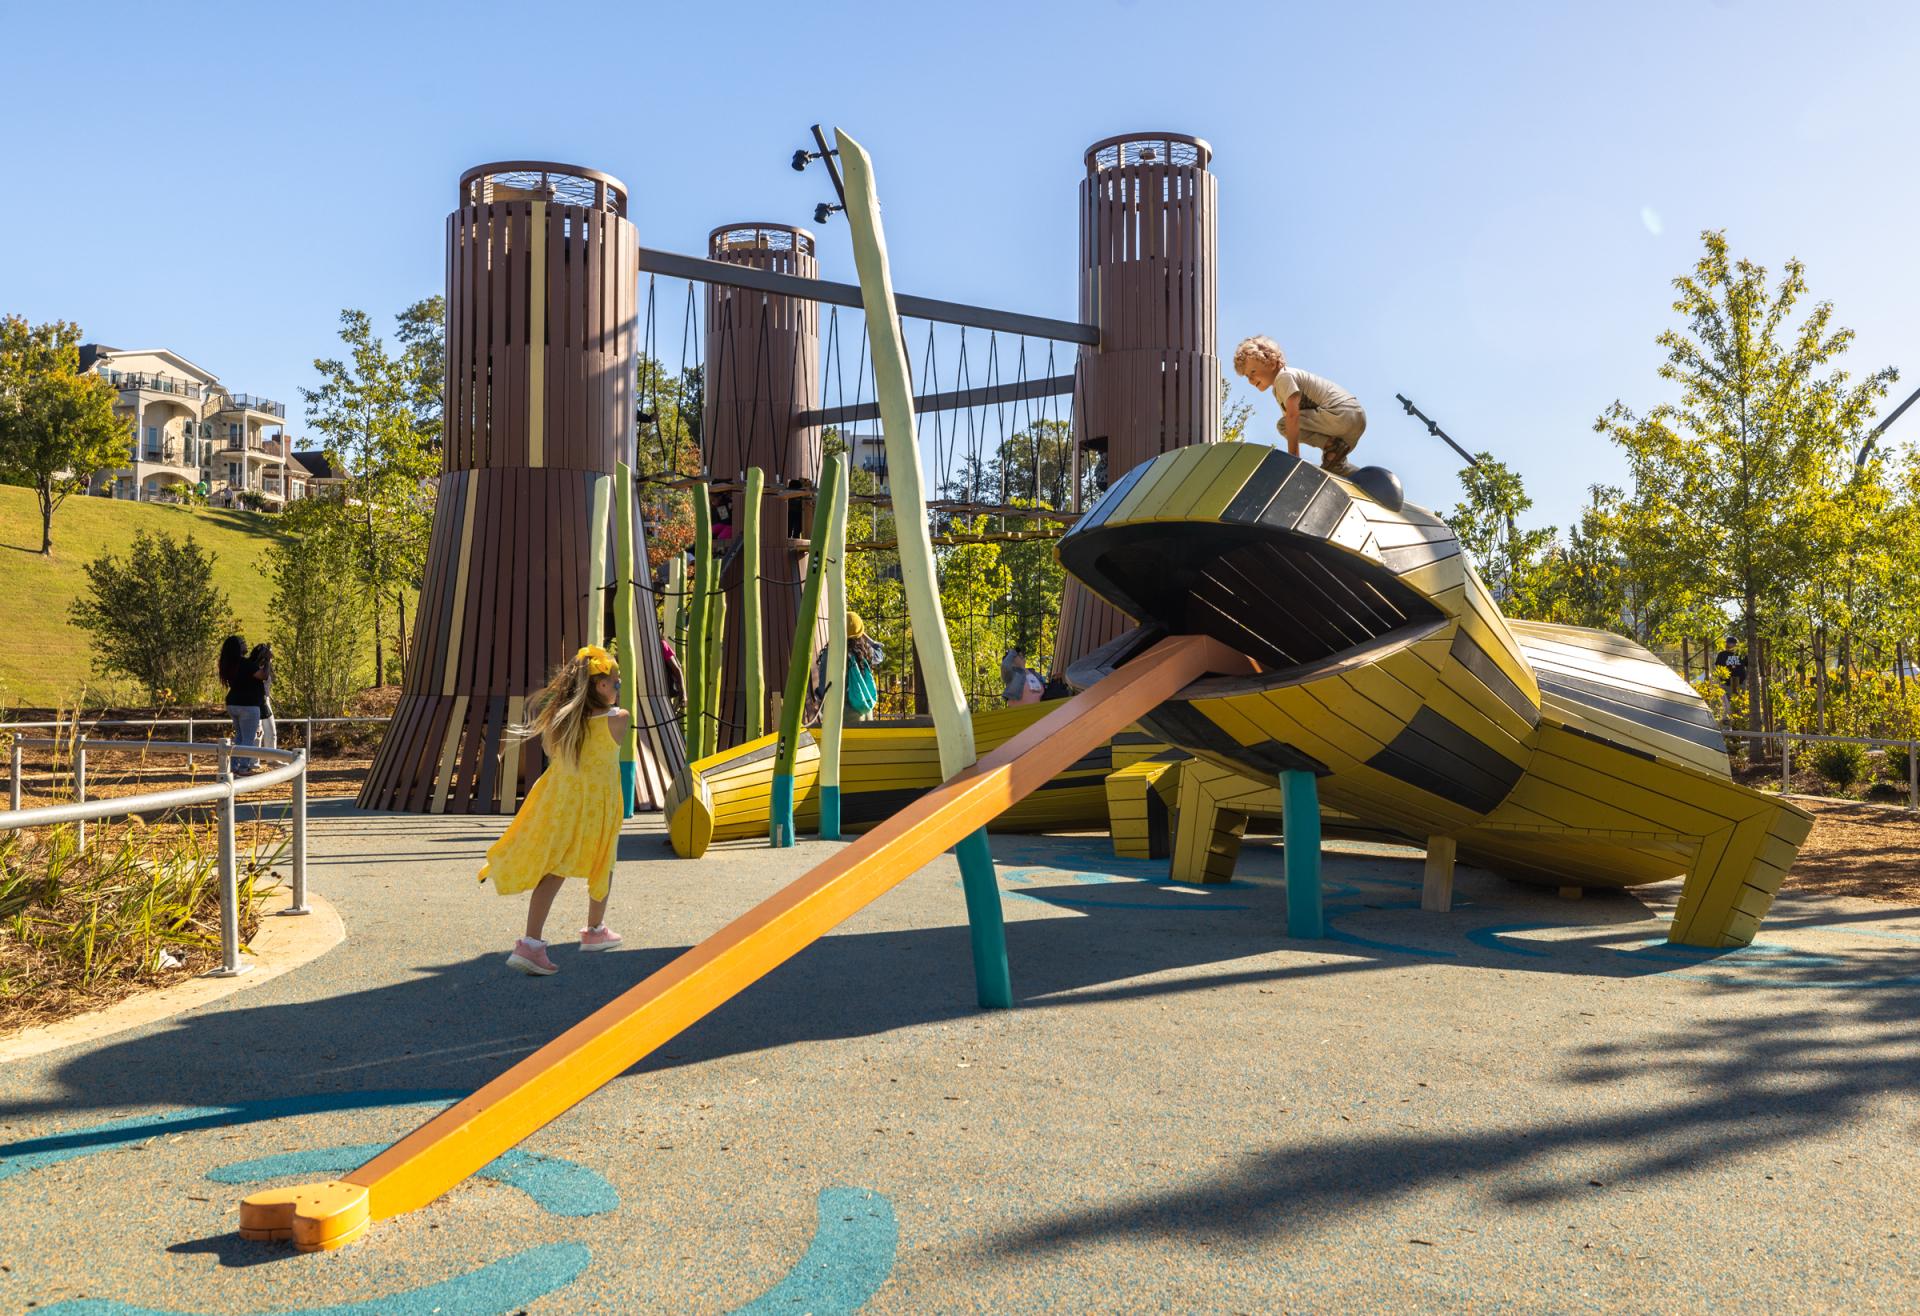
[[770, 774, 796, 848], [619, 760, 636, 820], [819, 785, 842, 840], [1281, 769, 1324, 938], [954, 828, 1013, 1009]]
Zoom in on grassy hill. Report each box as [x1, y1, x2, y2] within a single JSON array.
[[0, 484, 289, 708]]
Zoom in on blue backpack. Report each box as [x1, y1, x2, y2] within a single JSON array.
[[845, 653, 879, 715]]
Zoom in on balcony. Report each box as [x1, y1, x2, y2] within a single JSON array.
[[215, 392, 286, 418], [136, 445, 198, 471], [101, 369, 203, 400]]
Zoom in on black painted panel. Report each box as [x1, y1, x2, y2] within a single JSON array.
[[1535, 672, 1726, 752], [1293, 482, 1353, 540], [1141, 700, 1330, 777], [1221, 450, 1296, 524], [1364, 706, 1524, 814], [1259, 464, 1323, 530], [1449, 629, 1540, 727]]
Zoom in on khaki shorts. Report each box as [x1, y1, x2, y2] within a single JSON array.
[[1295, 403, 1367, 472]]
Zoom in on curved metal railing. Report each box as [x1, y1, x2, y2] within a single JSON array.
[[0, 738, 310, 977]]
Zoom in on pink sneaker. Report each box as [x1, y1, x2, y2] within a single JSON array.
[[507, 937, 558, 976], [578, 925, 624, 952]]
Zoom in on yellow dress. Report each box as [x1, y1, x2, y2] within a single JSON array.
[[480, 713, 623, 900]]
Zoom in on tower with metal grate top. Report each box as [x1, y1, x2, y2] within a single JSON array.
[[362, 161, 681, 814], [1055, 133, 1220, 677], [701, 222, 824, 748]]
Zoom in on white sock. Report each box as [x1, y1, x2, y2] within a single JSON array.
[[521, 936, 546, 948]]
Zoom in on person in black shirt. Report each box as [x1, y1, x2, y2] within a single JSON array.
[[1712, 637, 1747, 698], [218, 634, 267, 775]]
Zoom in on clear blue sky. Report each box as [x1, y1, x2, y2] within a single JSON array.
[[4, 0, 1913, 529]]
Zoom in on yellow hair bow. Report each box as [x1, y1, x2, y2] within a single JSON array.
[[576, 645, 617, 676]]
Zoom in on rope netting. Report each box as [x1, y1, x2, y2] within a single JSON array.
[[634, 270, 1088, 723]]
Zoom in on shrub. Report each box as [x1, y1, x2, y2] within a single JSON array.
[[68, 529, 233, 706], [1811, 740, 1872, 790], [1865, 781, 1907, 805], [267, 503, 369, 717]]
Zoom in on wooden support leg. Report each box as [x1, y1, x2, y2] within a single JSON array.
[[1281, 769, 1323, 938], [1421, 836, 1457, 913]]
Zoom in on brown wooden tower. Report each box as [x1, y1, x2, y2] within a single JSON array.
[[702, 223, 824, 748], [361, 162, 677, 813], [1055, 133, 1220, 677]]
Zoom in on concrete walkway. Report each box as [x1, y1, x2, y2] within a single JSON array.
[[3, 800, 1918, 1312]]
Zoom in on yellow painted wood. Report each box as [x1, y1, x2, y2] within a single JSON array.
[[528, 201, 546, 467], [496, 694, 526, 810], [429, 694, 470, 815], [441, 487, 479, 694], [1193, 440, 1272, 522]]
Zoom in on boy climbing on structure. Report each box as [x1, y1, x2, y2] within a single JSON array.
[[1232, 336, 1367, 476]]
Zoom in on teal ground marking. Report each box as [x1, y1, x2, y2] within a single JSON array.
[[39, 1243, 590, 1316], [205, 1142, 619, 1216], [0, 1090, 461, 1184], [732, 1187, 898, 1316], [1466, 922, 1560, 958], [1322, 900, 1459, 959]]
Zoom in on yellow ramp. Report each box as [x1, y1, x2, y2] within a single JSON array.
[[240, 633, 1239, 1251]]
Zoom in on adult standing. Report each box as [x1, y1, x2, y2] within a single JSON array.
[[218, 635, 264, 775]]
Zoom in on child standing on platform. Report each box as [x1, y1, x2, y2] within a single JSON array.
[[480, 645, 631, 976]]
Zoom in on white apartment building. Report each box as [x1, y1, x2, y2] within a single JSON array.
[[78, 345, 308, 510]]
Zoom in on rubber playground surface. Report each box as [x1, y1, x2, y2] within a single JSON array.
[[3, 803, 1918, 1313]]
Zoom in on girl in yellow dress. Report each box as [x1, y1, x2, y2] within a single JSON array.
[[481, 645, 632, 976]]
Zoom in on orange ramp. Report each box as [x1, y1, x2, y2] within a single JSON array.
[[240, 633, 1240, 1250]]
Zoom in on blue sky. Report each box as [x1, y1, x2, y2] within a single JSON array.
[[3, 0, 1912, 529]]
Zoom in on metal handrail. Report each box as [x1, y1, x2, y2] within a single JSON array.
[[1721, 727, 1918, 808], [0, 738, 310, 977]]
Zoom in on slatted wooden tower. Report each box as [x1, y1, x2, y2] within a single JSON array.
[[362, 161, 683, 814], [702, 223, 825, 748], [1055, 132, 1220, 678]]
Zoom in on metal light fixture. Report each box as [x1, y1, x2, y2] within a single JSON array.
[[814, 201, 843, 225]]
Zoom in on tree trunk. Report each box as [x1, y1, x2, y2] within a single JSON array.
[[1744, 599, 1761, 735], [396, 591, 408, 679], [1900, 639, 1909, 701], [1813, 626, 1829, 735], [38, 483, 54, 555]]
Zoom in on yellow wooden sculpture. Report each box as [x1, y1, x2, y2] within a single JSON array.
[[1058, 442, 1811, 948]]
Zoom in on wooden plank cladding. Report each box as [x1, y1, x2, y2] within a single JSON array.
[[441, 193, 638, 474], [362, 162, 676, 815], [1056, 133, 1221, 679], [703, 223, 826, 749]]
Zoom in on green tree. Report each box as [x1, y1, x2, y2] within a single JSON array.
[[1597, 230, 1896, 728], [1448, 454, 1558, 616], [267, 501, 370, 716], [0, 317, 131, 555], [300, 302, 442, 685], [935, 515, 1014, 706], [68, 530, 233, 704]]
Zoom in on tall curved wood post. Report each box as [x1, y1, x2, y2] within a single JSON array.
[[704, 224, 824, 750], [740, 467, 766, 740], [702, 587, 726, 760], [684, 485, 714, 760], [836, 127, 1012, 1009], [1054, 133, 1220, 680], [614, 461, 640, 816], [772, 454, 841, 847], [364, 161, 676, 814], [818, 461, 850, 840]]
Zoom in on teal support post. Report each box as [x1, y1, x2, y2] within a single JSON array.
[[1281, 769, 1324, 938], [954, 828, 1012, 1008]]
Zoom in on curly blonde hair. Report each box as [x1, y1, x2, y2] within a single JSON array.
[[1231, 335, 1286, 377]]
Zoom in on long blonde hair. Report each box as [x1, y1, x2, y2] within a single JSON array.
[[519, 645, 618, 765]]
